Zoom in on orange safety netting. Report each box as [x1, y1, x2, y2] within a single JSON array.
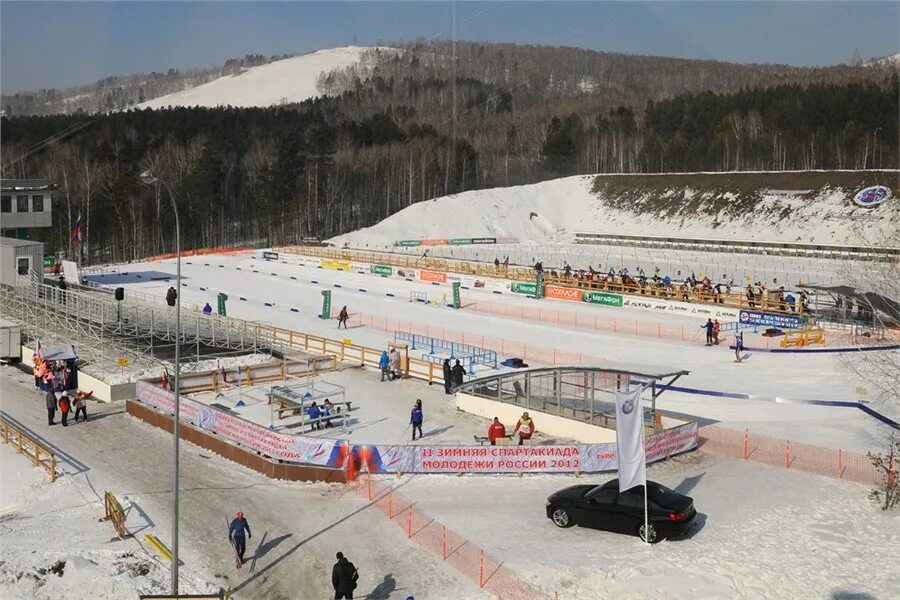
[[699, 425, 881, 486], [353, 475, 553, 600]]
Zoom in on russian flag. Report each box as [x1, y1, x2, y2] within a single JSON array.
[[71, 215, 83, 247]]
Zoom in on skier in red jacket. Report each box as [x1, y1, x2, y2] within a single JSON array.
[[488, 418, 507, 446]]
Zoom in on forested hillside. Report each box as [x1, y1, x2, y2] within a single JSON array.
[[1, 41, 896, 264]]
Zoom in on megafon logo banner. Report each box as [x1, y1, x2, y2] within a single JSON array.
[[853, 186, 891, 208], [420, 270, 448, 284], [545, 285, 581, 302]]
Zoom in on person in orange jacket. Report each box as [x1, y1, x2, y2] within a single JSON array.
[[514, 412, 535, 446], [488, 417, 507, 446], [713, 319, 721, 345]]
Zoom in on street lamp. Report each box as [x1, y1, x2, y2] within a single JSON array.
[[140, 168, 182, 595]]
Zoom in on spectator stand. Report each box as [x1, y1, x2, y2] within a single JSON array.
[[394, 331, 499, 374], [267, 380, 351, 433]]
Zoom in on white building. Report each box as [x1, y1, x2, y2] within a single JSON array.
[[0, 178, 54, 234]]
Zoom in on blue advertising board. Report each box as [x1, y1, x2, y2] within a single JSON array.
[[739, 310, 801, 330]]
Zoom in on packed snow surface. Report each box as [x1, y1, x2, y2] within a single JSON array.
[[332, 174, 900, 246], [137, 47, 386, 109]]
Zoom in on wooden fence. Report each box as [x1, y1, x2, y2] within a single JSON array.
[[0, 417, 57, 482]]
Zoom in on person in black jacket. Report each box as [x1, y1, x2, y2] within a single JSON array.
[[45, 390, 57, 425], [166, 286, 177, 307], [332, 551, 359, 599], [451, 360, 465, 389], [442, 359, 452, 394]]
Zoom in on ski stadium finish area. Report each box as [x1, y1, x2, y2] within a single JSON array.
[[2, 167, 898, 600]]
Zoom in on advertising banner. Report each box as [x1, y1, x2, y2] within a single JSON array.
[[545, 285, 582, 303], [449, 238, 474, 245], [508, 282, 538, 295], [622, 296, 739, 319], [136, 382, 339, 465], [331, 422, 698, 474], [421, 238, 449, 247], [370, 264, 393, 276], [419, 270, 448, 284], [739, 310, 801, 329], [471, 237, 497, 244], [583, 291, 624, 307], [395, 240, 422, 247], [136, 382, 698, 474], [320, 259, 351, 270]]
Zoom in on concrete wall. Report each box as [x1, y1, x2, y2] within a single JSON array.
[[456, 391, 618, 444], [127, 400, 347, 483]]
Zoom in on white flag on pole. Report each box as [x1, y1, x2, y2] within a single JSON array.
[[615, 386, 646, 493]]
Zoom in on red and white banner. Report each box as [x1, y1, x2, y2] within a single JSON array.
[[136, 382, 698, 474]]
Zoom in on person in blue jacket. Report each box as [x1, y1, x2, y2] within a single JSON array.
[[379, 351, 390, 382], [202, 302, 213, 315], [228, 511, 252, 565], [308, 402, 322, 430], [410, 400, 424, 441]]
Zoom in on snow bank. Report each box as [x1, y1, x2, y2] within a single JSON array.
[[0, 444, 216, 599], [137, 47, 392, 109], [333, 171, 899, 247]]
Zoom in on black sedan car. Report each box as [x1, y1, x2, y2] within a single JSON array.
[[545, 479, 696, 543]]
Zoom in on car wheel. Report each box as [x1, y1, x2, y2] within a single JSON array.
[[638, 522, 660, 543], [550, 507, 574, 528]]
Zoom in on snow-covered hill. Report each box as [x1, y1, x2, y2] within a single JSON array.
[[333, 171, 900, 246], [137, 46, 386, 109]]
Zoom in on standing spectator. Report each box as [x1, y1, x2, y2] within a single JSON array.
[[379, 351, 390, 382], [202, 302, 213, 315], [338, 306, 349, 329], [73, 394, 88, 422], [165, 286, 178, 307], [442, 359, 452, 394], [308, 402, 322, 430], [410, 402, 424, 441], [514, 412, 535, 445], [58, 394, 71, 427], [451, 359, 465, 389], [488, 417, 507, 446], [713, 319, 721, 345], [702, 318, 714, 345], [332, 552, 359, 600], [322, 399, 334, 428], [389, 348, 401, 380], [58, 276, 67, 305], [45, 389, 57, 426]]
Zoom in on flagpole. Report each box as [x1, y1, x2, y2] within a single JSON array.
[[643, 415, 649, 545]]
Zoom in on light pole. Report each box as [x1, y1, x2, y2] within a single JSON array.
[[140, 169, 182, 595]]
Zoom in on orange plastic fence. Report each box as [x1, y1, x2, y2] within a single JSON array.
[[146, 245, 254, 262], [354, 474, 552, 600], [699, 425, 880, 486], [469, 299, 713, 344]]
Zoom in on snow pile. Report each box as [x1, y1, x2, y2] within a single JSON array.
[[81, 352, 276, 385], [333, 173, 900, 246], [137, 47, 389, 109], [0, 444, 216, 599]]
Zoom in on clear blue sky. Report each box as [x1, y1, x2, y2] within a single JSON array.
[[2, 1, 898, 92]]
